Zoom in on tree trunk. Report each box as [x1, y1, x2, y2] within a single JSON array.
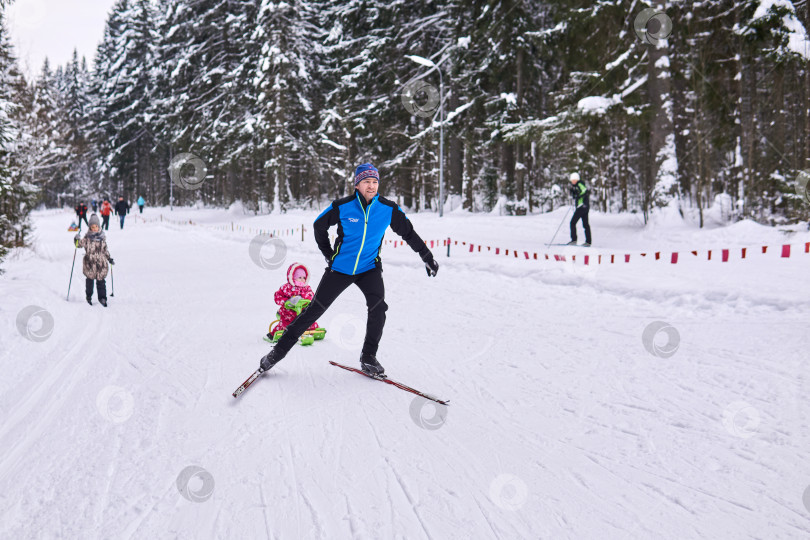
[[620, 117, 628, 212], [646, 12, 677, 209], [806, 1, 810, 171], [448, 88, 463, 199], [464, 139, 473, 211], [515, 47, 525, 201]]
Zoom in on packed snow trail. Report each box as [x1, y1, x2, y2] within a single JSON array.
[[1, 208, 808, 539]]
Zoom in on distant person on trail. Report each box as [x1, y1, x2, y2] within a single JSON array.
[[74, 214, 114, 307], [115, 196, 130, 229], [91, 199, 98, 213], [137, 195, 145, 214], [100, 199, 112, 230], [75, 202, 89, 228], [568, 172, 591, 247], [257, 163, 439, 377]]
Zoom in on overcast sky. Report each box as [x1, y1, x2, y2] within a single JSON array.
[[6, 0, 118, 79]]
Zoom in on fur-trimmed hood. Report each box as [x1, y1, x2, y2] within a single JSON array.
[[286, 262, 310, 286]]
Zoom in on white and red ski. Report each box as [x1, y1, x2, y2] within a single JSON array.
[[329, 361, 449, 405], [232, 369, 263, 398]]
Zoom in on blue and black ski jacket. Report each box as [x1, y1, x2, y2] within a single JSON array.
[[314, 191, 431, 275]]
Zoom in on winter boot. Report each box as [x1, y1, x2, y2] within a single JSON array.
[[360, 354, 385, 377], [566, 240, 577, 246], [259, 348, 283, 373], [99, 298, 108, 307], [86, 296, 93, 305], [582, 242, 591, 247]]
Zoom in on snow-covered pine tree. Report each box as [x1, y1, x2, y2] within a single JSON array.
[[153, 0, 263, 207], [253, 0, 320, 212], [90, 0, 156, 200], [28, 59, 69, 205], [0, 10, 38, 270]]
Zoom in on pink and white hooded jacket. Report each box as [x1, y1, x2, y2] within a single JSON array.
[[273, 262, 317, 330]]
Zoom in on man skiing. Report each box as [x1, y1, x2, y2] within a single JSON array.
[[568, 172, 591, 247], [257, 163, 439, 377], [100, 199, 112, 230], [114, 196, 129, 229], [75, 201, 89, 228]]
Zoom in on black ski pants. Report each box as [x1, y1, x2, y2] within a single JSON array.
[[275, 267, 388, 358], [86, 278, 107, 300], [101, 215, 110, 230], [570, 206, 592, 244]]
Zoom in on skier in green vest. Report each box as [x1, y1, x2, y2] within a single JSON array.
[[568, 172, 591, 246]]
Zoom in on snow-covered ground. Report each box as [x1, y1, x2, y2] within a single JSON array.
[[1, 205, 809, 539]]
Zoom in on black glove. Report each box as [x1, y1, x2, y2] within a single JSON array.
[[424, 256, 439, 277], [108, 258, 115, 265]]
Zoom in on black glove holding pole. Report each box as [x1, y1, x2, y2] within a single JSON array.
[[421, 251, 439, 277]]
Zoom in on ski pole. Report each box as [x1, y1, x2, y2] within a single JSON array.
[[546, 205, 572, 247], [110, 264, 114, 297], [67, 243, 78, 301]]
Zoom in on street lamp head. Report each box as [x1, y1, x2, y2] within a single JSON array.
[[405, 54, 436, 68]]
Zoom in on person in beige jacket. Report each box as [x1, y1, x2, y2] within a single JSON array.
[[74, 214, 115, 306]]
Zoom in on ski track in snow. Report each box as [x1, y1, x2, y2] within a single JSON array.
[[0, 208, 808, 539]]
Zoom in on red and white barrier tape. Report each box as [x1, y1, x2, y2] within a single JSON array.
[[382, 237, 809, 264]]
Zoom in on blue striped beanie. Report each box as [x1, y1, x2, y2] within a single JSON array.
[[354, 163, 379, 186]]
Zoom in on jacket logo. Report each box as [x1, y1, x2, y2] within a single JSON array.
[[348, 218, 359, 222]]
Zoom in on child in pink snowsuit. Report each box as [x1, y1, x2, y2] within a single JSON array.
[[273, 263, 319, 334]]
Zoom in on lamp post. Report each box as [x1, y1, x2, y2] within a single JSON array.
[[405, 54, 444, 217]]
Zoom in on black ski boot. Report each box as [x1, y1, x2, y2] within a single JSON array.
[[86, 296, 93, 305], [360, 354, 385, 377], [259, 348, 283, 373], [99, 298, 108, 307], [566, 240, 577, 246]]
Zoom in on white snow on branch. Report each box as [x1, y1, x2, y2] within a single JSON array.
[[751, 0, 810, 59], [577, 96, 616, 115]]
